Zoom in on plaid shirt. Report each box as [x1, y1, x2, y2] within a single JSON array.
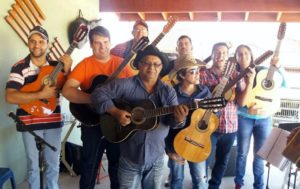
[[200, 67, 241, 133], [110, 40, 134, 58]]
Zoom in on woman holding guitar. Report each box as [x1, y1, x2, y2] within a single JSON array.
[[234, 45, 287, 189], [165, 54, 211, 189]]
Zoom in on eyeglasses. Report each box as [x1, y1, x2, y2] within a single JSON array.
[[140, 61, 162, 68], [187, 68, 200, 75]]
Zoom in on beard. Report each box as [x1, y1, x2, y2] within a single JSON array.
[[30, 49, 47, 58]]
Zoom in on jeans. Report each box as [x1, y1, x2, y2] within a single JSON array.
[[234, 116, 271, 189], [169, 158, 208, 189], [80, 125, 120, 189], [22, 128, 62, 189], [118, 155, 164, 189], [207, 132, 236, 189]]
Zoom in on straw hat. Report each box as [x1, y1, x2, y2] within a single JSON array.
[[168, 54, 201, 80]]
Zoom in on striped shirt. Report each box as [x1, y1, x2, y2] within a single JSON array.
[[6, 55, 63, 131], [200, 67, 241, 133]]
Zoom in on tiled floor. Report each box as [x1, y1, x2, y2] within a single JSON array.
[[19, 153, 293, 189]]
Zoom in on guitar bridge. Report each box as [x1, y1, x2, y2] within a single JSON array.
[[184, 136, 204, 148], [255, 96, 272, 102]]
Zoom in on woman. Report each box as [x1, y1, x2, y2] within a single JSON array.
[[234, 44, 286, 189]]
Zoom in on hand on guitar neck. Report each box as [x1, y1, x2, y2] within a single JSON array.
[[270, 56, 280, 68]]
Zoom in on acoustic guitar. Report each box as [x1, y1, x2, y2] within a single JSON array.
[[246, 23, 286, 115], [173, 58, 236, 163], [69, 37, 149, 126], [100, 97, 226, 143], [282, 127, 300, 166], [223, 50, 274, 100], [19, 24, 88, 117]]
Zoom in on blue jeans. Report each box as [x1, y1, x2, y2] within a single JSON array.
[[234, 116, 271, 189], [169, 158, 207, 189], [22, 128, 62, 189], [207, 132, 236, 189], [80, 125, 120, 189], [118, 156, 164, 189]]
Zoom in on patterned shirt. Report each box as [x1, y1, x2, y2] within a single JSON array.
[[110, 40, 134, 58], [6, 55, 63, 131], [200, 67, 241, 133]]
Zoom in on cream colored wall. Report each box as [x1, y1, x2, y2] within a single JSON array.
[[0, 0, 99, 187]]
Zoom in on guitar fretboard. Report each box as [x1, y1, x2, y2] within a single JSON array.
[[48, 43, 77, 82]]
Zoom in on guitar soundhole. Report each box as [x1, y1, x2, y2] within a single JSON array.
[[131, 107, 146, 125], [198, 120, 208, 130], [262, 79, 274, 90]]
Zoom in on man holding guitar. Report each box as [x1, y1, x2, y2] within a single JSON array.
[[91, 45, 188, 189], [199, 42, 242, 189], [5, 26, 72, 189], [234, 45, 286, 189], [165, 54, 211, 189], [62, 26, 135, 189], [111, 20, 148, 58]]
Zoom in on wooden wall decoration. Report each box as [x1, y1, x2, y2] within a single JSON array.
[[4, 0, 66, 61]]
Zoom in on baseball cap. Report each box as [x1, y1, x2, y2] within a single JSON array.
[[28, 26, 49, 40], [133, 20, 148, 31]]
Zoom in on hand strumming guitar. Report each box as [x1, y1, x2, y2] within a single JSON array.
[[108, 106, 131, 126], [39, 83, 57, 99]]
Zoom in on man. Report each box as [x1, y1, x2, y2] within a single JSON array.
[[111, 20, 148, 58], [91, 45, 188, 189], [62, 26, 134, 189], [5, 26, 72, 189], [199, 42, 241, 189], [165, 54, 211, 189]]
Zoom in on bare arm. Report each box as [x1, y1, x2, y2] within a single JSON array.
[[62, 78, 91, 104], [5, 84, 56, 104]]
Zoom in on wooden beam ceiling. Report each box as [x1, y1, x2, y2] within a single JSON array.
[[100, 0, 300, 22]]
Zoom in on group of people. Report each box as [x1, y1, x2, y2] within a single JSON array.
[[5, 19, 292, 189]]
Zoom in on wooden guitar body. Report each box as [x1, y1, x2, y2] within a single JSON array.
[[174, 109, 219, 163], [246, 69, 283, 114], [100, 99, 158, 143], [69, 75, 108, 126], [19, 66, 66, 116], [282, 128, 300, 165]]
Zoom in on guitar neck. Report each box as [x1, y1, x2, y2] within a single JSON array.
[[146, 101, 199, 118], [49, 43, 76, 80], [266, 39, 283, 80], [105, 50, 136, 84], [214, 77, 229, 97], [150, 32, 165, 47], [224, 64, 254, 93]]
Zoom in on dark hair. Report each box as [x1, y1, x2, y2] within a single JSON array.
[[234, 44, 254, 70], [88, 26, 110, 43], [211, 42, 229, 54], [176, 69, 187, 82], [177, 35, 192, 44]]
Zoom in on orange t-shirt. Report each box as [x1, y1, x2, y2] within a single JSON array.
[[68, 55, 135, 91]]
